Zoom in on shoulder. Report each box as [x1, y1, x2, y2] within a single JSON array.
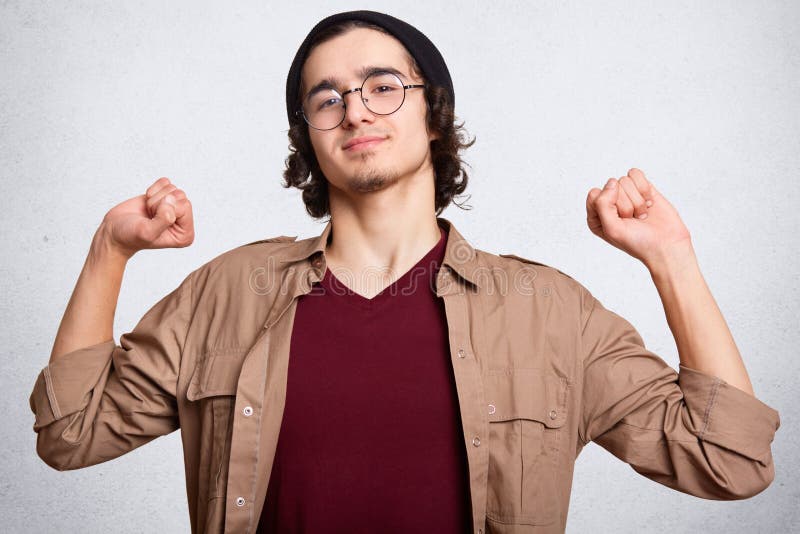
[[189, 234, 300, 287], [481, 250, 577, 282], [492, 253, 574, 279], [477, 250, 588, 300], [208, 235, 298, 265]]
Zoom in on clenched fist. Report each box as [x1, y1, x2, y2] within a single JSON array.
[[98, 177, 195, 259], [586, 168, 691, 269]]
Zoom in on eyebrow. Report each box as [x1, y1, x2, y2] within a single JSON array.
[[304, 65, 408, 101]]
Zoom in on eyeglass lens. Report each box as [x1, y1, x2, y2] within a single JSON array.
[[302, 72, 407, 130]]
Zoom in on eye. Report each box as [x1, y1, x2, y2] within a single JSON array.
[[364, 72, 403, 96], [318, 97, 342, 110]]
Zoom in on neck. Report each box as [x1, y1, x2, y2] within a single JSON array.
[[324, 166, 442, 297]]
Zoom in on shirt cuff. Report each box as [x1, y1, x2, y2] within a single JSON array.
[[678, 363, 780, 463], [29, 340, 117, 432]]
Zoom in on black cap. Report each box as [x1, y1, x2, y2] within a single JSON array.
[[285, 10, 454, 125]]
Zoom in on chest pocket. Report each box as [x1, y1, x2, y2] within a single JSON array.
[[186, 349, 248, 531], [484, 368, 568, 527]]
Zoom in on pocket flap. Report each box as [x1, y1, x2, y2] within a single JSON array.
[[485, 369, 568, 429], [186, 349, 247, 401]]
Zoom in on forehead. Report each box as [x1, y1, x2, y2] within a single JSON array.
[[301, 27, 415, 87]]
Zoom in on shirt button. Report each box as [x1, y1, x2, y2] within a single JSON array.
[[549, 409, 558, 420], [235, 497, 246, 507], [457, 348, 466, 359], [243, 406, 253, 417], [472, 436, 481, 447], [488, 404, 496, 415]]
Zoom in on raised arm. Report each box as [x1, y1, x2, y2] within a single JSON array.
[[30, 177, 195, 471], [580, 167, 780, 499]]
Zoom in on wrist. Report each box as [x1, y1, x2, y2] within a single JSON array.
[[645, 238, 698, 283], [90, 223, 135, 266]]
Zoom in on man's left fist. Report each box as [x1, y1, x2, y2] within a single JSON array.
[[586, 168, 692, 267]]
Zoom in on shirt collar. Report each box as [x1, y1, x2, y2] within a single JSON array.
[[277, 216, 482, 289]]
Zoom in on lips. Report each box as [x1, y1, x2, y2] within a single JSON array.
[[343, 136, 386, 150]]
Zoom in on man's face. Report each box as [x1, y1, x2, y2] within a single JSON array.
[[300, 27, 435, 195]]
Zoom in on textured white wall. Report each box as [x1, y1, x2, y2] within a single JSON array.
[[2, 1, 797, 532]]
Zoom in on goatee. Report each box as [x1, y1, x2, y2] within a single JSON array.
[[347, 164, 400, 194]]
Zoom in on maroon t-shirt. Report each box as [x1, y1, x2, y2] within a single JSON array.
[[257, 224, 472, 533]]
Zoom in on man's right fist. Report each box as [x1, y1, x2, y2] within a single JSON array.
[[99, 177, 195, 258]]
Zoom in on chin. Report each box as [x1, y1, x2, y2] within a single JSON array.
[[345, 166, 401, 194]]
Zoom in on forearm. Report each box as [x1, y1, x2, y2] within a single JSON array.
[[49, 224, 130, 363], [646, 239, 755, 396]]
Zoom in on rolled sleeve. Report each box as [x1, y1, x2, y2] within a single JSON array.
[[29, 272, 193, 471], [578, 286, 780, 500], [29, 339, 117, 431], [678, 363, 780, 464]]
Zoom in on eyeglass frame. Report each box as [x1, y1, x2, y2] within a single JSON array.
[[295, 71, 426, 131]]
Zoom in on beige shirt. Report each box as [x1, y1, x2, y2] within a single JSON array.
[[29, 217, 781, 534]]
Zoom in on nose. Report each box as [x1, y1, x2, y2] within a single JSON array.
[[341, 89, 375, 129]]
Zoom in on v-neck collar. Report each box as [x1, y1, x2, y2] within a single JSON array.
[[317, 224, 448, 310]]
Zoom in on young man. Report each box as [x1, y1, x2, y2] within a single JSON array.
[[30, 10, 780, 534]]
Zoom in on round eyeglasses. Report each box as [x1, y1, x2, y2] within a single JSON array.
[[296, 71, 426, 131]]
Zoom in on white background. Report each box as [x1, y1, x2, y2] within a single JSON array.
[[2, 1, 797, 532]]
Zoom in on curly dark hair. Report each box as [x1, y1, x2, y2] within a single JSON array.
[[282, 20, 475, 220]]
